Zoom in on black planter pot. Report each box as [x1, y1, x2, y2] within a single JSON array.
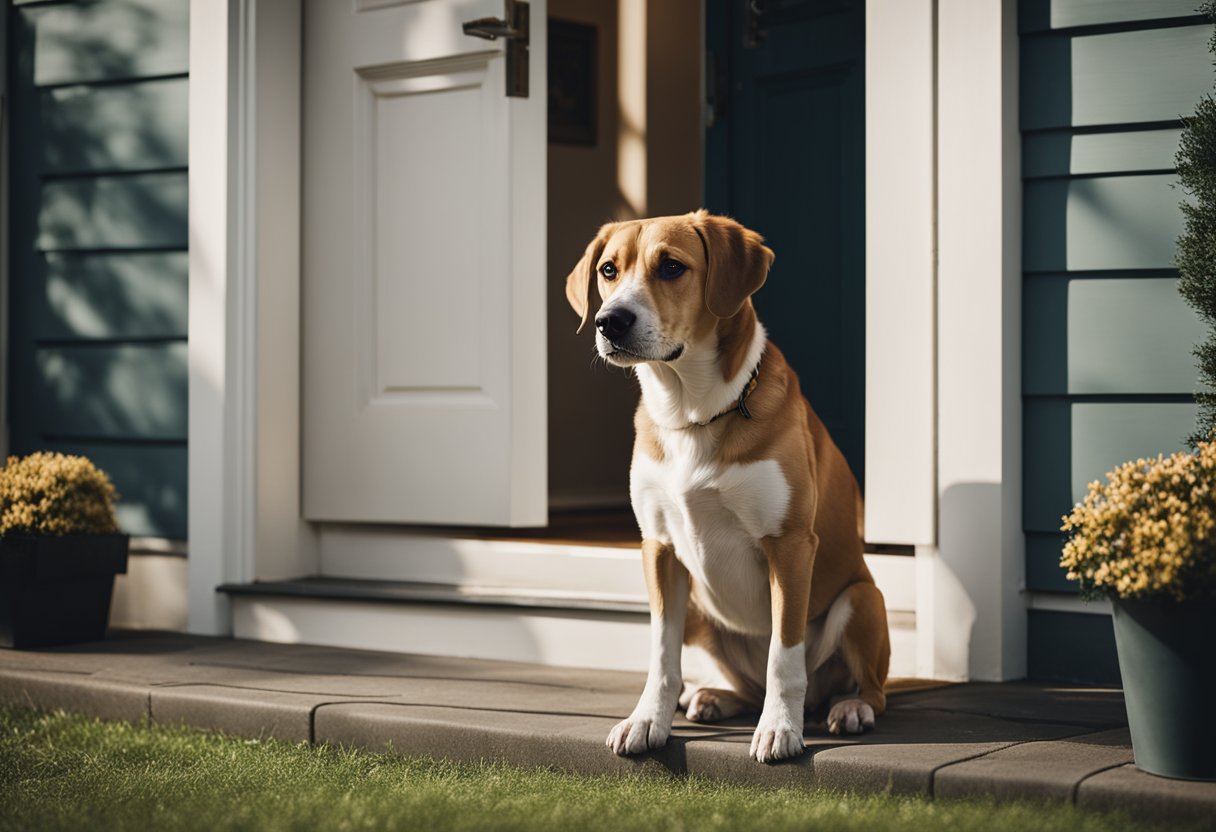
[[0, 534, 129, 649], [1111, 598, 1216, 781]]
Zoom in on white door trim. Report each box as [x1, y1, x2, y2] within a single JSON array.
[[188, 0, 316, 635]]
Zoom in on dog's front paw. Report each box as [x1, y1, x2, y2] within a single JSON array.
[[606, 714, 671, 756], [749, 714, 804, 763], [827, 698, 875, 735]]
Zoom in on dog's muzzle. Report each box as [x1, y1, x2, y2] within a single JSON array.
[[595, 304, 682, 363], [595, 308, 636, 340]]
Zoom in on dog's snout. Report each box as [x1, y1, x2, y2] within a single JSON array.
[[595, 308, 636, 340]]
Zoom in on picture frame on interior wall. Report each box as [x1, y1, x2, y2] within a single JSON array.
[[548, 19, 597, 146]]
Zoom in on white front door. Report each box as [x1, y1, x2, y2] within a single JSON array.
[[302, 0, 547, 526]]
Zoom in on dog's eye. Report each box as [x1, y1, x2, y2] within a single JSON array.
[[659, 259, 687, 280], [599, 262, 618, 280]]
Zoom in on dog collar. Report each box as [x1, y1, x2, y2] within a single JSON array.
[[701, 360, 760, 426]]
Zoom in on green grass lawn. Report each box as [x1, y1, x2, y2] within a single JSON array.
[[0, 704, 1187, 832]]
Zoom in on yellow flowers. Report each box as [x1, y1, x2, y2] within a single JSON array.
[[0, 452, 119, 536], [1061, 440, 1216, 601]]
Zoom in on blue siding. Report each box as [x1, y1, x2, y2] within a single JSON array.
[[7, 0, 189, 539], [1020, 0, 1201, 32], [1020, 1, 1212, 681]]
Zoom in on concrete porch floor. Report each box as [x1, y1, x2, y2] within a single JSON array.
[[0, 631, 1213, 823]]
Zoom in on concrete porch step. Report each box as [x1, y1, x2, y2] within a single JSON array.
[[0, 631, 1212, 822]]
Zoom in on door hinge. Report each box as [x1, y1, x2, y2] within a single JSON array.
[[463, 0, 530, 98]]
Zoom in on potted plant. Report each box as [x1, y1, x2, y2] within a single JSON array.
[[0, 452, 129, 649], [1061, 444, 1216, 781]]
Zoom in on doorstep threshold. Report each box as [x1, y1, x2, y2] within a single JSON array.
[[218, 576, 649, 616]]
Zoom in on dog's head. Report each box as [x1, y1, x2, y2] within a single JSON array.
[[565, 210, 774, 367]]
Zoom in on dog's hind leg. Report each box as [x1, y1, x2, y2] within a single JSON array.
[[685, 687, 748, 723], [827, 581, 891, 735], [679, 604, 764, 722]]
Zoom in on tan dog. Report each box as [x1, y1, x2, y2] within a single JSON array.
[[565, 210, 890, 763]]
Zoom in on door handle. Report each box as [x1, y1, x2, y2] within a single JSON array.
[[463, 0, 530, 98], [744, 0, 766, 48]]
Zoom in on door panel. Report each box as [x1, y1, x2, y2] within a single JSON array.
[[303, 0, 547, 525], [706, 0, 865, 484]]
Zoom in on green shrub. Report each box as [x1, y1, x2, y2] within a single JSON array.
[[1176, 1, 1216, 444], [0, 452, 119, 536]]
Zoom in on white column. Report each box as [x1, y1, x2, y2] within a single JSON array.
[[934, 0, 1025, 681]]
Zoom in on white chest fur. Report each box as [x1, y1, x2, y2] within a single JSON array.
[[631, 428, 791, 635]]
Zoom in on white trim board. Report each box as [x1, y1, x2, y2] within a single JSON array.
[[111, 555, 189, 631]]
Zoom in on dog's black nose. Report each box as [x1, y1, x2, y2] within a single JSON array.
[[595, 309, 636, 340]]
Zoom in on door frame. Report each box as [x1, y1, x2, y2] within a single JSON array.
[[187, 0, 316, 634], [187, 0, 1025, 682]]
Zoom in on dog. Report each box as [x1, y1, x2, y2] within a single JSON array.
[[564, 210, 890, 763]]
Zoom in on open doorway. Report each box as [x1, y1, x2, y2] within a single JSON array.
[[546, 0, 705, 518], [706, 0, 866, 487], [546, 0, 866, 520]]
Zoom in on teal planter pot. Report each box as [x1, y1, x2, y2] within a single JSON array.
[[1111, 599, 1216, 781]]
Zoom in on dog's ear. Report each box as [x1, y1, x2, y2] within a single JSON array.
[[693, 211, 775, 319], [565, 223, 617, 333]]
